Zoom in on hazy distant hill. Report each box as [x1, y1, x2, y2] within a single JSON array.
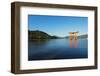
[[66, 34, 88, 39], [78, 34, 88, 39]]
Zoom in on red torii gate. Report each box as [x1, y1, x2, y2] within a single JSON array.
[[69, 32, 78, 48], [69, 32, 78, 40]]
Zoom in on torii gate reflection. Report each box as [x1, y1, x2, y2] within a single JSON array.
[[69, 32, 78, 48]]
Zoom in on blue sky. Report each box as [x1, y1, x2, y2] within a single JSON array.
[[28, 15, 88, 37]]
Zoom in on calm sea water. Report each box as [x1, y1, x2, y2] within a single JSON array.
[[28, 39, 88, 61]]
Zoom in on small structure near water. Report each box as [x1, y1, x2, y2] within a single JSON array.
[[69, 32, 78, 40], [69, 32, 78, 48]]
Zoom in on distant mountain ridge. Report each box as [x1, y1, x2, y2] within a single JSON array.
[[78, 34, 88, 39], [28, 30, 59, 40], [66, 34, 88, 39], [28, 30, 88, 40]]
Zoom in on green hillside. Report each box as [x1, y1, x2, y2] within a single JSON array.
[[28, 30, 59, 40]]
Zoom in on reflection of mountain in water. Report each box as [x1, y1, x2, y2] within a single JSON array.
[[28, 30, 88, 40]]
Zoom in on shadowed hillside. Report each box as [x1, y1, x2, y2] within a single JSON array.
[[28, 30, 59, 40]]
